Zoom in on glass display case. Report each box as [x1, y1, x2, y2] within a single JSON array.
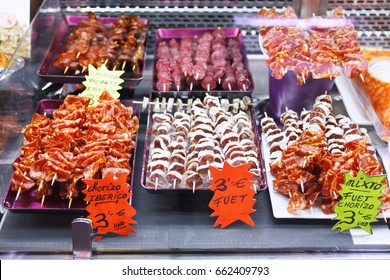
[[0, 0, 390, 259]]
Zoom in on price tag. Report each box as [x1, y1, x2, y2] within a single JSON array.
[[80, 64, 124, 107], [332, 170, 387, 234], [208, 162, 256, 228], [82, 172, 136, 240]]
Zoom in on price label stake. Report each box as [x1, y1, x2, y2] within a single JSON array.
[[82, 172, 136, 240], [332, 170, 387, 234], [208, 162, 256, 229]]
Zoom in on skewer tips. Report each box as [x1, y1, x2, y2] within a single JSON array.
[[228, 83, 232, 91], [360, 73, 365, 83], [64, 66, 69, 74], [15, 187, 22, 201], [68, 192, 73, 209], [41, 195, 45, 207]]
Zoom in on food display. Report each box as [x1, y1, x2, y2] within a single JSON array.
[[258, 6, 367, 85], [152, 28, 254, 94], [39, 13, 148, 87], [261, 93, 390, 216], [4, 92, 139, 210], [351, 50, 390, 141], [142, 95, 264, 191]]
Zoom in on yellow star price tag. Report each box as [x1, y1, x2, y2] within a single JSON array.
[[80, 64, 124, 107]]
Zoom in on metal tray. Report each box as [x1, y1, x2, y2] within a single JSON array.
[[38, 15, 148, 88], [2, 99, 140, 212], [141, 97, 266, 192], [151, 28, 254, 98]]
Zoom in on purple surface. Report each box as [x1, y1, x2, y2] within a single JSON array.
[[152, 28, 254, 97], [38, 15, 148, 87], [3, 99, 140, 212], [266, 70, 335, 123], [140, 102, 266, 191]]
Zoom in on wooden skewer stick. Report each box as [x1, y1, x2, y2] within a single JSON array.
[[184, 71, 187, 77], [228, 83, 232, 91], [15, 187, 22, 201], [41, 195, 45, 207], [243, 84, 247, 91], [300, 178, 304, 193], [193, 181, 196, 193], [132, 64, 136, 71], [81, 66, 87, 73], [195, 73, 199, 80], [64, 66, 69, 74], [264, 111, 268, 117], [51, 173, 57, 186], [207, 84, 210, 92], [302, 72, 306, 84], [68, 192, 73, 209], [163, 83, 166, 92], [309, 199, 314, 215], [113, 66, 117, 71], [288, 190, 292, 198], [176, 85, 180, 91], [382, 209, 387, 222], [38, 180, 43, 191], [76, 52, 80, 58], [173, 179, 176, 190], [360, 73, 365, 83], [155, 177, 158, 191], [104, 59, 108, 65], [333, 191, 338, 200], [190, 82, 193, 91], [218, 78, 221, 84], [122, 61, 126, 71]]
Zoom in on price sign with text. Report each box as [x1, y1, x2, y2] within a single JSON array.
[[332, 170, 387, 234], [82, 172, 136, 240], [208, 162, 256, 229], [80, 64, 124, 107]]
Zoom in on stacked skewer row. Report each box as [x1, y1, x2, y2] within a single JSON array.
[[144, 95, 264, 192]]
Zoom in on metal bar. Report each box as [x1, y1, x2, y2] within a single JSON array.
[[71, 218, 93, 260]]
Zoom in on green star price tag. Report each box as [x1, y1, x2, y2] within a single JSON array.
[[332, 170, 387, 234], [80, 64, 124, 106]]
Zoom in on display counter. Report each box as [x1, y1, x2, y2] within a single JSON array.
[[0, 0, 389, 259]]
